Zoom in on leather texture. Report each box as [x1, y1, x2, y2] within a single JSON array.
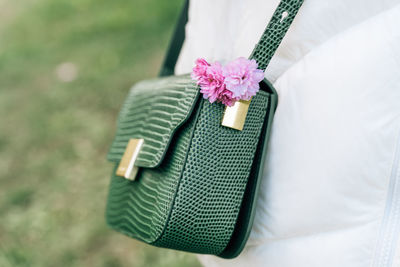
[[106, 75, 276, 255], [107, 75, 199, 168], [105, 0, 303, 258], [151, 83, 271, 255]]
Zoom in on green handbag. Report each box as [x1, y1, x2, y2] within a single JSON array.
[[106, 0, 303, 259]]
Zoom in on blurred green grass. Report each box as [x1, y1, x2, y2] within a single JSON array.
[[0, 0, 201, 266]]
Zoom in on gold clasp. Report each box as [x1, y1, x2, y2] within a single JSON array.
[[221, 99, 251, 131], [116, 138, 144, 180]]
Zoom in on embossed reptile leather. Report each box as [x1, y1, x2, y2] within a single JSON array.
[[250, 0, 304, 71], [107, 76, 199, 168], [151, 86, 270, 255], [106, 0, 303, 258]]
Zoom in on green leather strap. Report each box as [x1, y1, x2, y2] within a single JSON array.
[[250, 0, 304, 71], [159, 0, 189, 77], [159, 0, 304, 75]]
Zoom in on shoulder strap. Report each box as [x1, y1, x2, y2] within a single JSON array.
[[159, 0, 189, 77], [250, 0, 304, 71], [159, 0, 303, 76]]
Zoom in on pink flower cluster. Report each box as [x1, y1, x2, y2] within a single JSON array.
[[191, 57, 265, 106]]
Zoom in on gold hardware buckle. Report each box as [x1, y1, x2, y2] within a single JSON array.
[[116, 138, 144, 180], [221, 99, 251, 131]]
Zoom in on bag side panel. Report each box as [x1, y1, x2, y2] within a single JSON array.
[[152, 91, 270, 255]]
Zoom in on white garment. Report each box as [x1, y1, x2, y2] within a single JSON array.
[[175, 1, 400, 267]]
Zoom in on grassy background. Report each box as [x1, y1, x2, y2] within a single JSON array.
[[0, 0, 202, 266]]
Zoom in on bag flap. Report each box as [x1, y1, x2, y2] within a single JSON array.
[[107, 74, 199, 168]]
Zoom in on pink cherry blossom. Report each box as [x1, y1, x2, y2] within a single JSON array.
[[191, 57, 264, 106], [191, 58, 210, 83], [191, 59, 237, 106], [222, 57, 264, 100]]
